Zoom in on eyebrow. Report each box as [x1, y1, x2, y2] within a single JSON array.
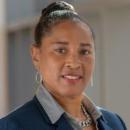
[[53, 41, 93, 48], [80, 43, 93, 48], [53, 41, 68, 45]]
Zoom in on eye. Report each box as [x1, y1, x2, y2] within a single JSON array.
[[80, 49, 90, 55], [55, 48, 67, 54]]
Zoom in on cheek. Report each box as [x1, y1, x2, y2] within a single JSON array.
[[39, 56, 62, 78], [84, 57, 95, 74]]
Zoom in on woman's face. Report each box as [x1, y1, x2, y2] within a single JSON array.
[[31, 20, 95, 98]]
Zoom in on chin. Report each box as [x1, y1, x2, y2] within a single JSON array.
[[60, 89, 83, 98]]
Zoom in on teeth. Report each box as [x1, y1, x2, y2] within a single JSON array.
[[64, 75, 80, 80]]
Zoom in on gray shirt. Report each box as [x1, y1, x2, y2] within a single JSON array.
[[36, 84, 102, 130]]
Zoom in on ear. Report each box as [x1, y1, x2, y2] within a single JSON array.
[[30, 44, 41, 70]]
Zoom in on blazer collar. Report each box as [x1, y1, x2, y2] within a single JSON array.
[[34, 92, 116, 130], [34, 96, 114, 130], [33, 96, 73, 130]]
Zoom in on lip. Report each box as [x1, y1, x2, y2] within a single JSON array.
[[62, 75, 82, 79], [61, 74, 83, 84]]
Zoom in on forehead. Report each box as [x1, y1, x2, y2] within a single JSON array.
[[51, 20, 92, 36], [41, 20, 93, 46]]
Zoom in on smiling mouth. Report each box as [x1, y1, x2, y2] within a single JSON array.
[[62, 75, 82, 80], [61, 75, 83, 84]]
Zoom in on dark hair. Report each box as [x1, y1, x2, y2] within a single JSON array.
[[34, 1, 94, 47]]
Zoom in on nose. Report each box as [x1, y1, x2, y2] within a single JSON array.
[[65, 54, 81, 69]]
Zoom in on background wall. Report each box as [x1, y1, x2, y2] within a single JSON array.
[[0, 0, 130, 129]]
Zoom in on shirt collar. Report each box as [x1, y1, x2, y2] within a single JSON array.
[[35, 84, 102, 124], [36, 84, 64, 124], [82, 93, 102, 123]]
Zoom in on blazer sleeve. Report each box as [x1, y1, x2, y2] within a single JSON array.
[[116, 114, 127, 130], [99, 107, 127, 130], [0, 118, 22, 130]]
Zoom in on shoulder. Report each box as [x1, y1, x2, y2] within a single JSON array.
[[0, 97, 43, 130], [97, 107, 127, 130]]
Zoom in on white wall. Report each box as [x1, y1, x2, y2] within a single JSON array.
[[6, 0, 34, 24], [102, 6, 130, 129]]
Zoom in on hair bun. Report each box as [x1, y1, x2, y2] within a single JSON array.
[[42, 1, 75, 17]]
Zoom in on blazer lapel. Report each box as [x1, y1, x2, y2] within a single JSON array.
[[55, 115, 74, 130], [34, 96, 73, 130], [55, 115, 114, 130]]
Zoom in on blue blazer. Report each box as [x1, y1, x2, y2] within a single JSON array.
[[0, 96, 127, 130]]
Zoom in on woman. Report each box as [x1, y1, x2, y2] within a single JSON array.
[[0, 1, 127, 130]]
